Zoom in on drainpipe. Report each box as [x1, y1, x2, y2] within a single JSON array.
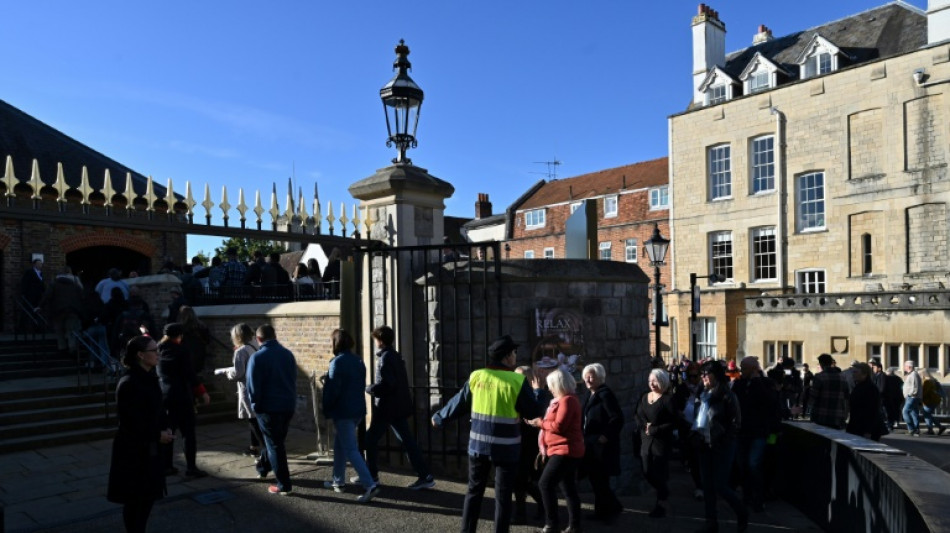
[[770, 106, 788, 292]]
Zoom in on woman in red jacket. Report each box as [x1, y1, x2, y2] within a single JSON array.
[[526, 368, 585, 533]]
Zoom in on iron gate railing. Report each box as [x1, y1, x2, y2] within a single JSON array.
[[360, 241, 503, 474]]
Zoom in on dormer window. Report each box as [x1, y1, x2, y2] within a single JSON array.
[[739, 53, 786, 95], [707, 85, 727, 105], [796, 34, 842, 80], [749, 72, 770, 93], [698, 67, 738, 107]]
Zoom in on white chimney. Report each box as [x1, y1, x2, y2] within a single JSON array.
[[753, 25, 773, 45], [929, 0, 950, 45], [692, 4, 726, 105]]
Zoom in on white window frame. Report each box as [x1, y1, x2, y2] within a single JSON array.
[[797, 36, 840, 80], [698, 318, 717, 359], [625, 239, 638, 263], [524, 250, 535, 259], [709, 231, 733, 282], [570, 201, 582, 214], [604, 195, 618, 218], [708, 144, 732, 200], [649, 186, 669, 210], [796, 269, 826, 294], [748, 71, 771, 93], [599, 241, 612, 260], [706, 84, 727, 105], [543, 247, 554, 259], [797, 172, 825, 232], [751, 135, 775, 194], [751, 227, 777, 282], [524, 209, 546, 229]]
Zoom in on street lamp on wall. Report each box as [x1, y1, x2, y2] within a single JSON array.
[[644, 223, 670, 361], [380, 39, 424, 165]]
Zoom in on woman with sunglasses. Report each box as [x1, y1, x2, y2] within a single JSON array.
[[690, 360, 747, 533], [107, 336, 175, 533]]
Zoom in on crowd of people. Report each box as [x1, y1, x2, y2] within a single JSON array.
[[99, 296, 947, 533]]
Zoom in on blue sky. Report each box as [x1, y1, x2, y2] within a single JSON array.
[[1, 0, 925, 257]]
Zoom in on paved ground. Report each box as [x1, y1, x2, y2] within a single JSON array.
[[1, 420, 820, 533]]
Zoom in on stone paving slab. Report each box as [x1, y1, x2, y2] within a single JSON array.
[[1, 420, 820, 533]]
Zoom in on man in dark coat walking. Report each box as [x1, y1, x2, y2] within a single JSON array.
[[363, 325, 434, 489]]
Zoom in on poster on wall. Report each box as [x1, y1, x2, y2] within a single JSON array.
[[531, 308, 585, 379]]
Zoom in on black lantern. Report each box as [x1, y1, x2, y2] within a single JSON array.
[[380, 39, 424, 165], [645, 222, 670, 361], [645, 223, 670, 266]]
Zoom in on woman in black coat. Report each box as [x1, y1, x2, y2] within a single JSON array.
[[157, 322, 210, 477], [581, 363, 625, 521], [847, 362, 884, 441], [108, 336, 175, 533], [636, 368, 678, 518]]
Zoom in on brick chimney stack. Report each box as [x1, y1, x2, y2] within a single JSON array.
[[475, 193, 493, 219], [753, 24, 773, 44], [692, 3, 726, 105]]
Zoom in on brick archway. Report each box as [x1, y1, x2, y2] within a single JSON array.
[[59, 232, 156, 257]]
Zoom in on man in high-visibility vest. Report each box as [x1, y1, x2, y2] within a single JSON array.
[[432, 334, 544, 533]]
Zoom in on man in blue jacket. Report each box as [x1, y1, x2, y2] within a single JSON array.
[[247, 324, 297, 496]]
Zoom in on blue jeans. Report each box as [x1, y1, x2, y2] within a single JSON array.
[[921, 403, 943, 431], [736, 436, 767, 508], [903, 397, 920, 433], [462, 454, 516, 533], [332, 418, 375, 488], [257, 411, 293, 491], [365, 415, 430, 480], [696, 437, 746, 527]]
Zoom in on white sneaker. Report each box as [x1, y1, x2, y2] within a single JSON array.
[[350, 475, 380, 485], [357, 484, 381, 503], [323, 481, 345, 493]]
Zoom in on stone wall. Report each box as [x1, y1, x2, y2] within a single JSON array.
[[416, 259, 652, 490]]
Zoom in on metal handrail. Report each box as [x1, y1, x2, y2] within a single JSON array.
[[71, 330, 120, 421], [14, 296, 48, 343]]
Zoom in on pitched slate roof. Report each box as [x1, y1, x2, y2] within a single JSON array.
[[689, 2, 926, 110], [0, 98, 166, 196], [518, 157, 668, 211]]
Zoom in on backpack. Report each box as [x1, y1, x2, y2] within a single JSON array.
[[922, 379, 943, 408]]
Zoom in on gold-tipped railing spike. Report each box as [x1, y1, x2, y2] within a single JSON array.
[[184, 181, 197, 216], [363, 206, 373, 236], [236, 188, 248, 224], [314, 200, 322, 234], [326, 201, 336, 235], [29, 159, 42, 200], [201, 183, 214, 222], [351, 204, 361, 237], [253, 190, 264, 228], [268, 189, 280, 225], [339, 203, 349, 235], [284, 188, 294, 221], [219, 186, 231, 225], [79, 166, 92, 205], [54, 162, 68, 203], [3, 155, 16, 198], [123, 172, 135, 208], [164, 178, 176, 210], [297, 190, 307, 219], [145, 176, 156, 212], [102, 169, 115, 208]]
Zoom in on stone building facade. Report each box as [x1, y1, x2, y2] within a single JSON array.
[[668, 2, 950, 374]]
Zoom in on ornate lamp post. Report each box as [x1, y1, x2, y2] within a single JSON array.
[[380, 39, 424, 165], [644, 223, 670, 361]]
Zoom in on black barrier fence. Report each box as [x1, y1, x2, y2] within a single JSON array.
[[779, 421, 950, 533], [361, 242, 503, 475]]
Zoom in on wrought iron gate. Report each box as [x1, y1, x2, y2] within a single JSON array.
[[359, 241, 504, 474]]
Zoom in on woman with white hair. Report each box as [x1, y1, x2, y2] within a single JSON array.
[[635, 368, 677, 518], [525, 368, 584, 533], [581, 363, 624, 521]]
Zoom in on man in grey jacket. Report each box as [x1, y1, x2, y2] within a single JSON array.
[[902, 360, 923, 436]]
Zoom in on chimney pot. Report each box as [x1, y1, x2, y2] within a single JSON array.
[[698, 4, 706, 15]]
